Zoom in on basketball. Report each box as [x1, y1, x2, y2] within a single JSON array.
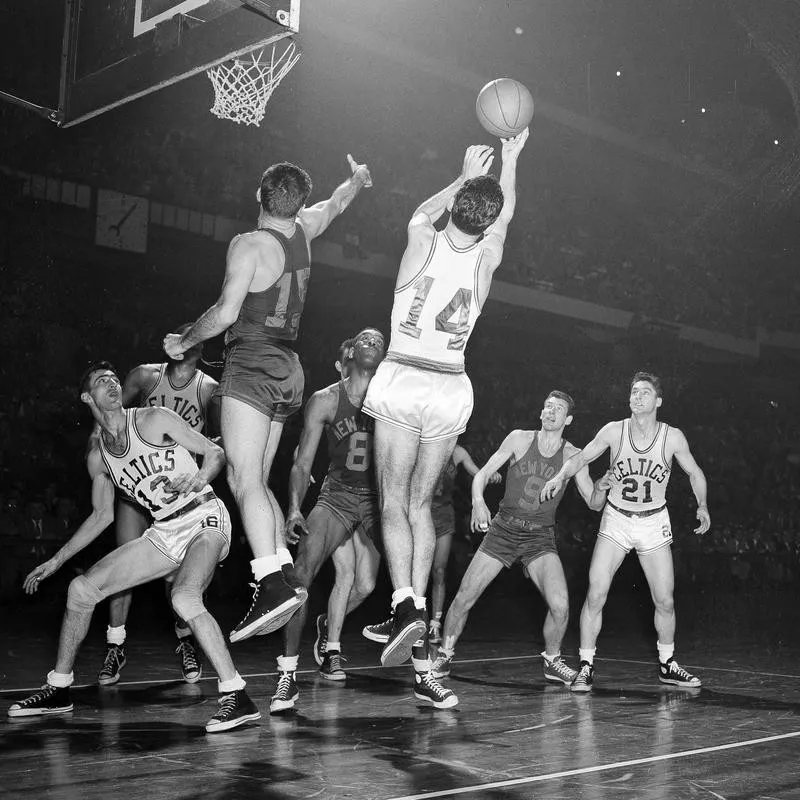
[[476, 78, 534, 138]]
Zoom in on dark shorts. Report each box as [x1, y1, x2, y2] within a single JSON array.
[[313, 477, 381, 543], [477, 511, 558, 568], [431, 499, 455, 540], [216, 339, 303, 422]]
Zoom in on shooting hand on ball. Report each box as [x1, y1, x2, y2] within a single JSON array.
[[501, 127, 529, 160]]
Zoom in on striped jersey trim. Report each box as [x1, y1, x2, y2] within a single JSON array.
[[395, 234, 437, 294], [385, 351, 465, 374]]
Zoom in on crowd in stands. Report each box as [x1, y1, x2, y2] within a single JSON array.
[[2, 212, 800, 607]]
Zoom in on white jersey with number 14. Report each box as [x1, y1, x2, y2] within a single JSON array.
[[388, 230, 484, 372]]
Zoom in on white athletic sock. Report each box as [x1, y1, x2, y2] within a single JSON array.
[[543, 651, 561, 663], [439, 645, 455, 658], [432, 612, 442, 622], [218, 672, 246, 693], [657, 641, 675, 664], [251, 555, 281, 582], [413, 595, 427, 612], [443, 635, 457, 652], [277, 548, 293, 567], [277, 655, 298, 673], [175, 624, 192, 640], [391, 587, 415, 610], [47, 670, 74, 688], [326, 641, 341, 653], [106, 625, 126, 646], [579, 648, 596, 665], [412, 657, 431, 673]]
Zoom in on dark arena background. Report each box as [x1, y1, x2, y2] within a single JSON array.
[[2, 1, 800, 797]]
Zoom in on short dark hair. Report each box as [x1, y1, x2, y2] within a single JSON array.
[[451, 176, 504, 236], [79, 360, 118, 395], [630, 371, 663, 397], [260, 162, 313, 218], [338, 337, 355, 365], [546, 390, 575, 416]]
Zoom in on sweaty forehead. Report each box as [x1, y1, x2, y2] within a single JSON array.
[[357, 329, 384, 342], [545, 398, 568, 412], [92, 370, 119, 385], [631, 382, 654, 393]]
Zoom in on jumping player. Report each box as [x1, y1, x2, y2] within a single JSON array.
[[164, 156, 372, 641], [540, 371, 711, 692], [362, 130, 528, 708], [270, 329, 385, 713], [431, 391, 606, 683], [8, 363, 259, 733], [98, 326, 218, 687]]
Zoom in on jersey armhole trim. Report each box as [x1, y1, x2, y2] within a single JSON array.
[[395, 232, 437, 294], [661, 423, 670, 465], [131, 408, 172, 450], [610, 420, 625, 465], [474, 250, 487, 312]]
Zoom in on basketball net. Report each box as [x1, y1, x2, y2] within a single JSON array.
[[207, 40, 300, 127]]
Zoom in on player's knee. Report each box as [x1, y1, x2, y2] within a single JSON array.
[[431, 564, 447, 586], [225, 462, 256, 497], [653, 594, 674, 616], [548, 593, 569, 622], [67, 575, 105, 613], [353, 572, 377, 600], [170, 585, 206, 623], [586, 582, 610, 609]]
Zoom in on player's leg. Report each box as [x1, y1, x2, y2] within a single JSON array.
[[638, 545, 700, 687], [9, 539, 174, 717], [98, 499, 149, 686], [571, 536, 627, 693], [432, 549, 504, 677], [271, 505, 351, 711], [429, 530, 453, 644], [170, 532, 261, 732], [526, 552, 576, 685], [166, 576, 203, 683], [222, 397, 302, 641], [372, 420, 428, 666], [347, 526, 380, 616]]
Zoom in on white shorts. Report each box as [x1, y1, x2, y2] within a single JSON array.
[[598, 503, 672, 555], [144, 496, 232, 566], [363, 359, 473, 443]]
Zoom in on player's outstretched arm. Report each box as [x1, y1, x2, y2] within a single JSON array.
[[568, 444, 609, 511], [152, 408, 226, 494], [286, 390, 332, 543], [121, 364, 157, 407], [23, 448, 115, 593], [164, 236, 261, 360], [481, 128, 529, 270], [471, 432, 520, 531], [670, 428, 711, 535], [541, 422, 618, 502], [299, 154, 372, 241], [454, 444, 502, 483]]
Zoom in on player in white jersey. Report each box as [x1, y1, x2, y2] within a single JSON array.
[[97, 324, 219, 687], [8, 362, 259, 733], [362, 130, 528, 707], [541, 372, 711, 692]]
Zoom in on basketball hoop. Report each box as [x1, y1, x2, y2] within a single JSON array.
[[207, 40, 300, 126]]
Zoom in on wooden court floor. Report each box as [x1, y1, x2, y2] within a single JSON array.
[[2, 584, 799, 799]]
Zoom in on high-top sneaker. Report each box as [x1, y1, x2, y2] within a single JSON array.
[[413, 670, 458, 709], [8, 684, 73, 717], [380, 599, 427, 667], [313, 614, 328, 666], [269, 670, 299, 714], [362, 614, 394, 643], [230, 572, 305, 643], [431, 650, 453, 679], [281, 563, 309, 603], [98, 644, 127, 686], [542, 653, 578, 686], [319, 650, 347, 682], [570, 661, 594, 693], [176, 636, 203, 683], [659, 657, 701, 688], [205, 689, 261, 733]]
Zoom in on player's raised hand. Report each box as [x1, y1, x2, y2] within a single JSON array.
[[347, 154, 372, 188], [461, 145, 495, 179], [501, 127, 529, 160], [285, 510, 310, 545], [164, 333, 186, 361], [471, 499, 492, 533], [540, 475, 563, 502], [23, 559, 59, 594], [487, 471, 503, 485], [694, 506, 711, 536]]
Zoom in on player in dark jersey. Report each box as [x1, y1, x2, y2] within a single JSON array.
[[431, 391, 606, 684], [269, 329, 385, 713], [98, 324, 219, 687], [8, 363, 259, 733], [164, 157, 372, 642], [541, 372, 710, 692]]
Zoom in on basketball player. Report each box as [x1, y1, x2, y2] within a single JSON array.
[[540, 372, 711, 692], [431, 391, 606, 683], [362, 130, 528, 708], [164, 156, 372, 641], [98, 326, 218, 687], [270, 328, 385, 713], [8, 363, 259, 733]]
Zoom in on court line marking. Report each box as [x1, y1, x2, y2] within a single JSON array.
[[382, 730, 800, 800], [3, 652, 799, 695]]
